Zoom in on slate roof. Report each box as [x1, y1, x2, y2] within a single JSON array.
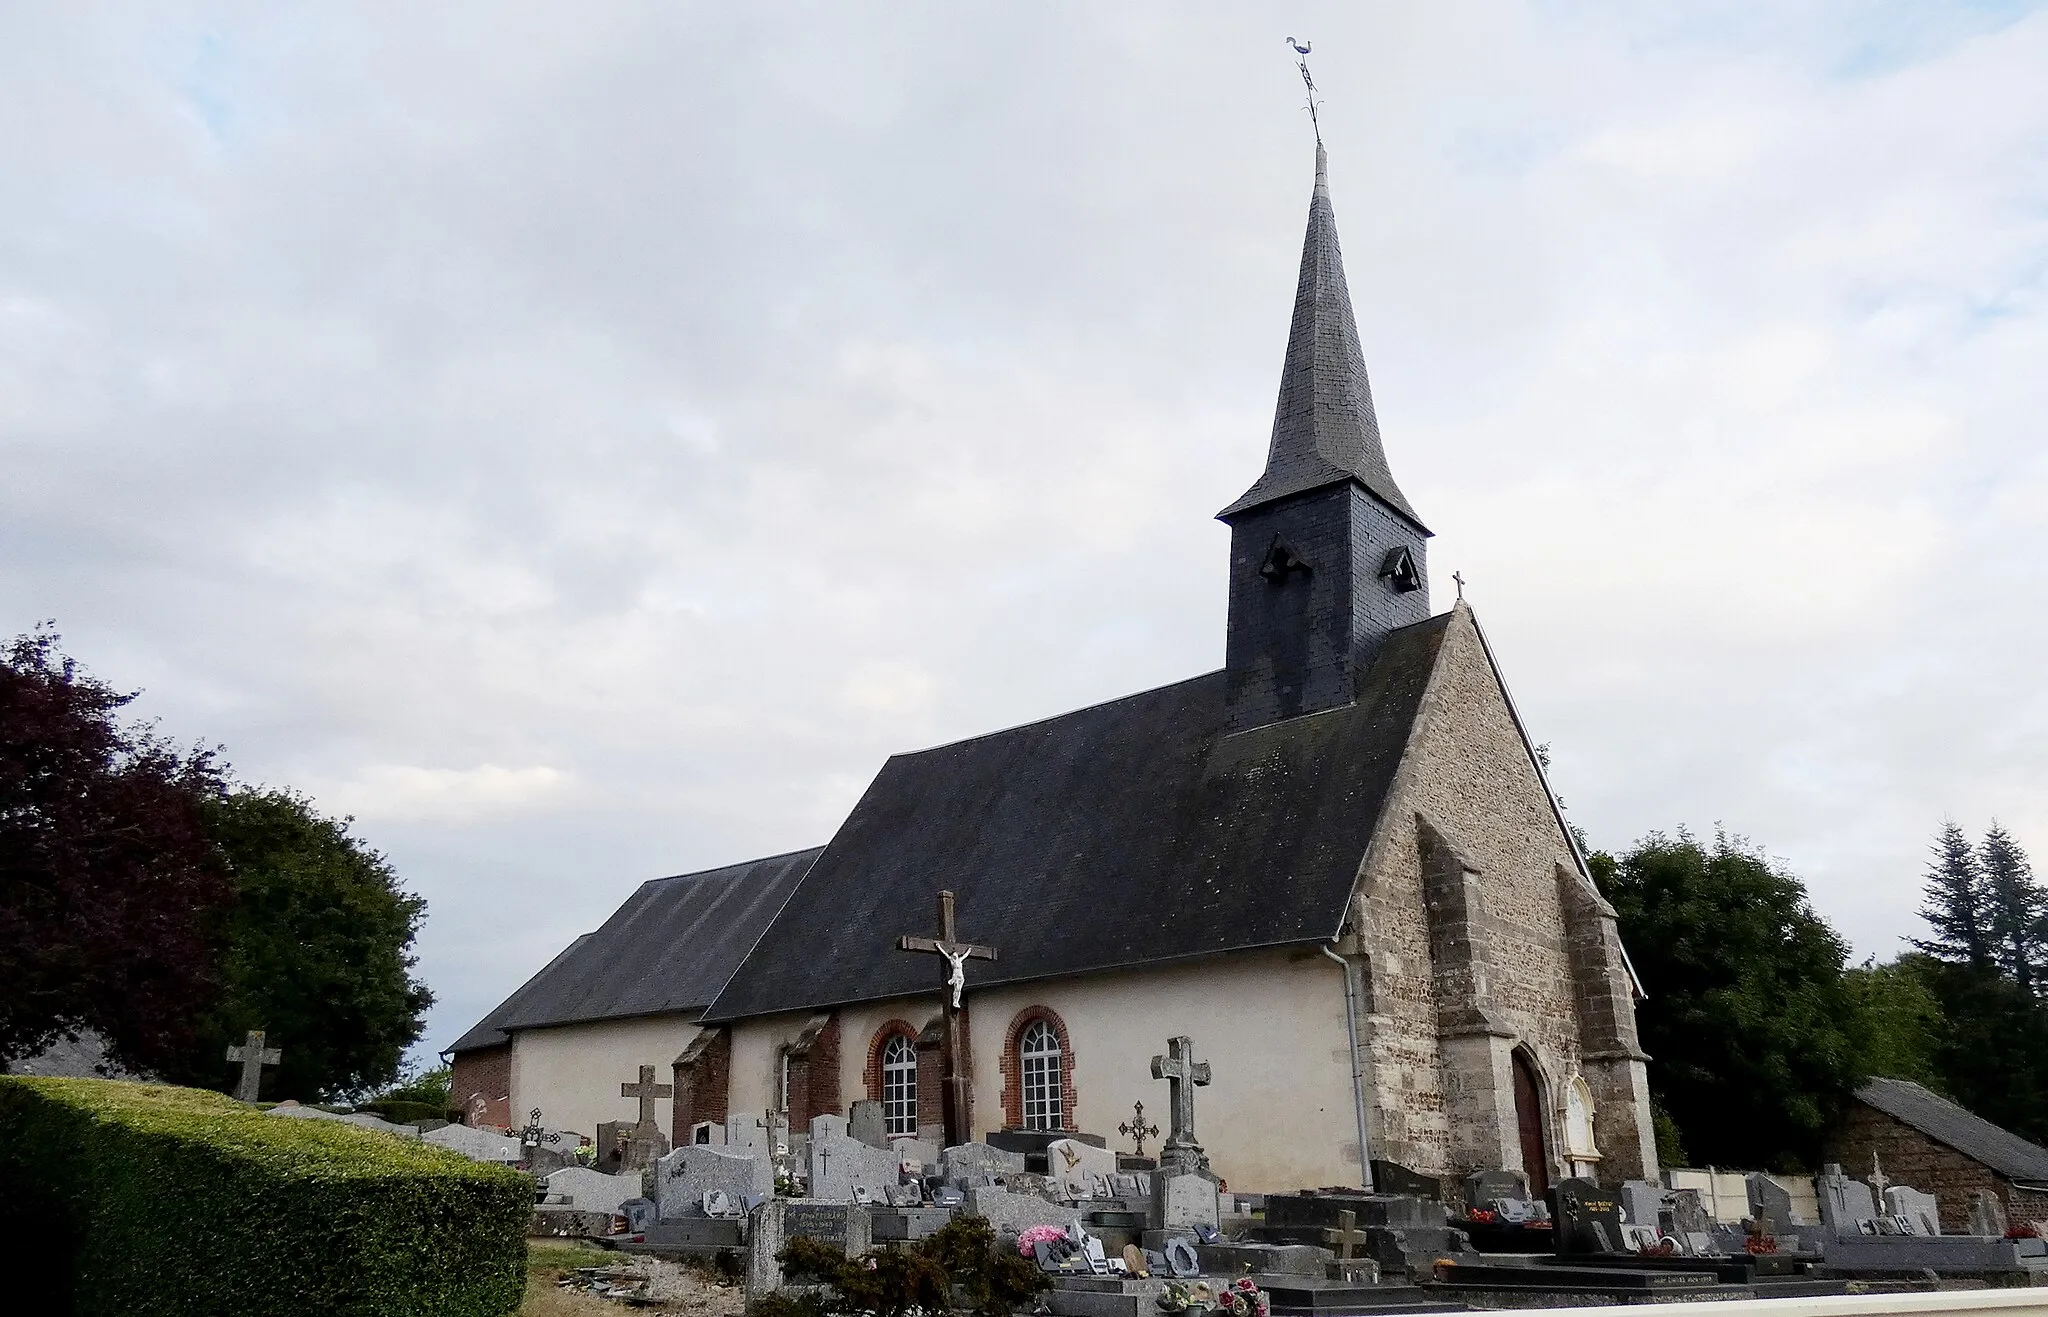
[[447, 847, 822, 1053], [703, 613, 1452, 1023], [1219, 144, 1425, 531], [1857, 1077, 2048, 1184]]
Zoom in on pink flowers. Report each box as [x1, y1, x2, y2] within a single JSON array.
[[1017, 1224, 1068, 1256]]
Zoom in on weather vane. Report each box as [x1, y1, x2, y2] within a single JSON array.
[[1285, 36, 1322, 145]]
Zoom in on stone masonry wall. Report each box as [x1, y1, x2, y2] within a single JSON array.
[[1351, 603, 1655, 1186], [451, 1045, 512, 1129], [1824, 1100, 2048, 1233]]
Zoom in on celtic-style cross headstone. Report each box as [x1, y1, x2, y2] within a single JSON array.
[[1150, 1035, 1212, 1169], [519, 1108, 560, 1156], [1119, 1100, 1160, 1158], [621, 1065, 672, 1130], [896, 889, 997, 1145], [224, 1029, 282, 1103]]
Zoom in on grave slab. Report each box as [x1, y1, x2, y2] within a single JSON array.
[[657, 1143, 771, 1219], [422, 1122, 523, 1162], [1048, 1138, 1120, 1200], [545, 1167, 644, 1217], [965, 1184, 1078, 1235], [870, 1206, 958, 1241]]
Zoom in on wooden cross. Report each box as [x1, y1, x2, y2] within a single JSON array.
[[897, 889, 996, 1145], [621, 1065, 673, 1130], [224, 1029, 281, 1103], [1150, 1035, 1212, 1167], [1326, 1208, 1367, 1261]]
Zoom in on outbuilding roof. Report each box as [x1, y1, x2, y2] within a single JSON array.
[[447, 847, 821, 1053], [1857, 1077, 2048, 1185], [703, 612, 1452, 1023]]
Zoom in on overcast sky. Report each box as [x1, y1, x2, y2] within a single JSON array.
[[6, 3, 2046, 1063]]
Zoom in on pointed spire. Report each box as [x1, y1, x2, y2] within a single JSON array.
[[1219, 145, 1425, 530]]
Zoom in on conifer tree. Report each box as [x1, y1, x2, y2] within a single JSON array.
[[1913, 820, 1991, 969], [1981, 823, 2046, 996]]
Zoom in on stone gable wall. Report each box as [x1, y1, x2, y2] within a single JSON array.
[[1353, 605, 1654, 1184], [1825, 1099, 2048, 1232]]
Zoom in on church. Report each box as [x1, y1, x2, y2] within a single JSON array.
[[449, 144, 1658, 1195]]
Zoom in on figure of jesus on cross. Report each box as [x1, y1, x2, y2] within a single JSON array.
[[897, 888, 996, 1146]]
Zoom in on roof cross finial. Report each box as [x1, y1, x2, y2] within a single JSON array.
[[1286, 37, 1323, 146], [1453, 570, 1466, 602]]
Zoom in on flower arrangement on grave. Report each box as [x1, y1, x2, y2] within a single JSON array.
[[1017, 1224, 1068, 1257]]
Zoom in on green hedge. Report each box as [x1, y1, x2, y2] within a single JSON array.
[[0, 1076, 532, 1317]]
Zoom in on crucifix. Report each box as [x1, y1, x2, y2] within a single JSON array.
[[225, 1029, 282, 1103], [1150, 1035, 1212, 1171], [621, 1065, 673, 1131], [1452, 570, 1466, 602], [897, 888, 996, 1146]]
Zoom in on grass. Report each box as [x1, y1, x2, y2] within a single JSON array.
[[521, 1239, 621, 1316]]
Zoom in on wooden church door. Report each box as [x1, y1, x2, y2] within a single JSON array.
[[1512, 1051, 1550, 1197]]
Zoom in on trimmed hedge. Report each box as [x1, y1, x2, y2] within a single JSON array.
[[0, 1076, 532, 1317]]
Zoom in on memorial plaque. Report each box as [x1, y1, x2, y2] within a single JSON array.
[[785, 1202, 851, 1250]]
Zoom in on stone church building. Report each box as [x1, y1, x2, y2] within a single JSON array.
[[450, 146, 1658, 1195]]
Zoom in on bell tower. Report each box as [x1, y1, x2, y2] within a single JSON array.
[[1219, 145, 1431, 731]]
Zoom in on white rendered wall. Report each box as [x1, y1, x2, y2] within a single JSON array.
[[727, 1010, 817, 1122], [509, 1014, 701, 1138], [819, 946, 1359, 1193]]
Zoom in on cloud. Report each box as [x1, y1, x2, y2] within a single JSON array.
[[321, 764, 571, 824], [3, 2, 2045, 1057]]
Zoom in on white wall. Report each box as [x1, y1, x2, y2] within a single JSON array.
[[730, 946, 1362, 1192], [509, 1014, 701, 1137]]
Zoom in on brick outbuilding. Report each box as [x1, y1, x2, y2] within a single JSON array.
[[1826, 1077, 2048, 1232]]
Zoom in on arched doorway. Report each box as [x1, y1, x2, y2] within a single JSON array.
[[1512, 1049, 1551, 1197]]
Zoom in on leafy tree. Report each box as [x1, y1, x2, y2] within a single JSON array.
[[1980, 823, 2045, 996], [1913, 821, 1991, 970], [1594, 830, 1865, 1170], [157, 787, 434, 1101], [1841, 955, 1947, 1089], [0, 628, 232, 1072]]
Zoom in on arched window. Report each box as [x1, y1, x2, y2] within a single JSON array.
[[1020, 1020, 1063, 1130], [881, 1033, 917, 1136]]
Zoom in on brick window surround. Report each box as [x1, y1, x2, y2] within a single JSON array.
[[450, 1045, 512, 1130], [1000, 1006, 1076, 1132], [783, 1013, 842, 1130], [864, 1019, 922, 1136]]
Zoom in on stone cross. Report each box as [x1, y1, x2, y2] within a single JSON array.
[[1326, 1208, 1367, 1261], [1867, 1150, 1890, 1199], [1150, 1035, 1212, 1167], [622, 1065, 673, 1130], [897, 889, 997, 1145], [224, 1029, 281, 1103], [1119, 1100, 1160, 1158]]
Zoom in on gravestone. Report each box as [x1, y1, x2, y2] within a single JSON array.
[[1968, 1190, 2007, 1237], [423, 1121, 523, 1163], [266, 1106, 422, 1140], [964, 1184, 1076, 1235], [1048, 1138, 1119, 1200], [657, 1143, 772, 1219], [746, 1199, 874, 1307], [727, 1113, 767, 1149], [225, 1030, 282, 1103], [1669, 1188, 1712, 1240], [1885, 1187, 1941, 1236], [1154, 1170, 1220, 1233], [848, 1099, 889, 1150], [809, 1113, 903, 1204], [546, 1167, 644, 1217], [892, 1136, 941, 1173], [619, 1197, 657, 1233], [1621, 1180, 1670, 1229], [1746, 1173, 1799, 1234], [1370, 1160, 1443, 1202], [1150, 1036, 1211, 1173], [942, 1141, 1026, 1180], [1464, 1169, 1528, 1211], [1816, 1165, 1879, 1236], [1551, 1178, 1623, 1255]]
